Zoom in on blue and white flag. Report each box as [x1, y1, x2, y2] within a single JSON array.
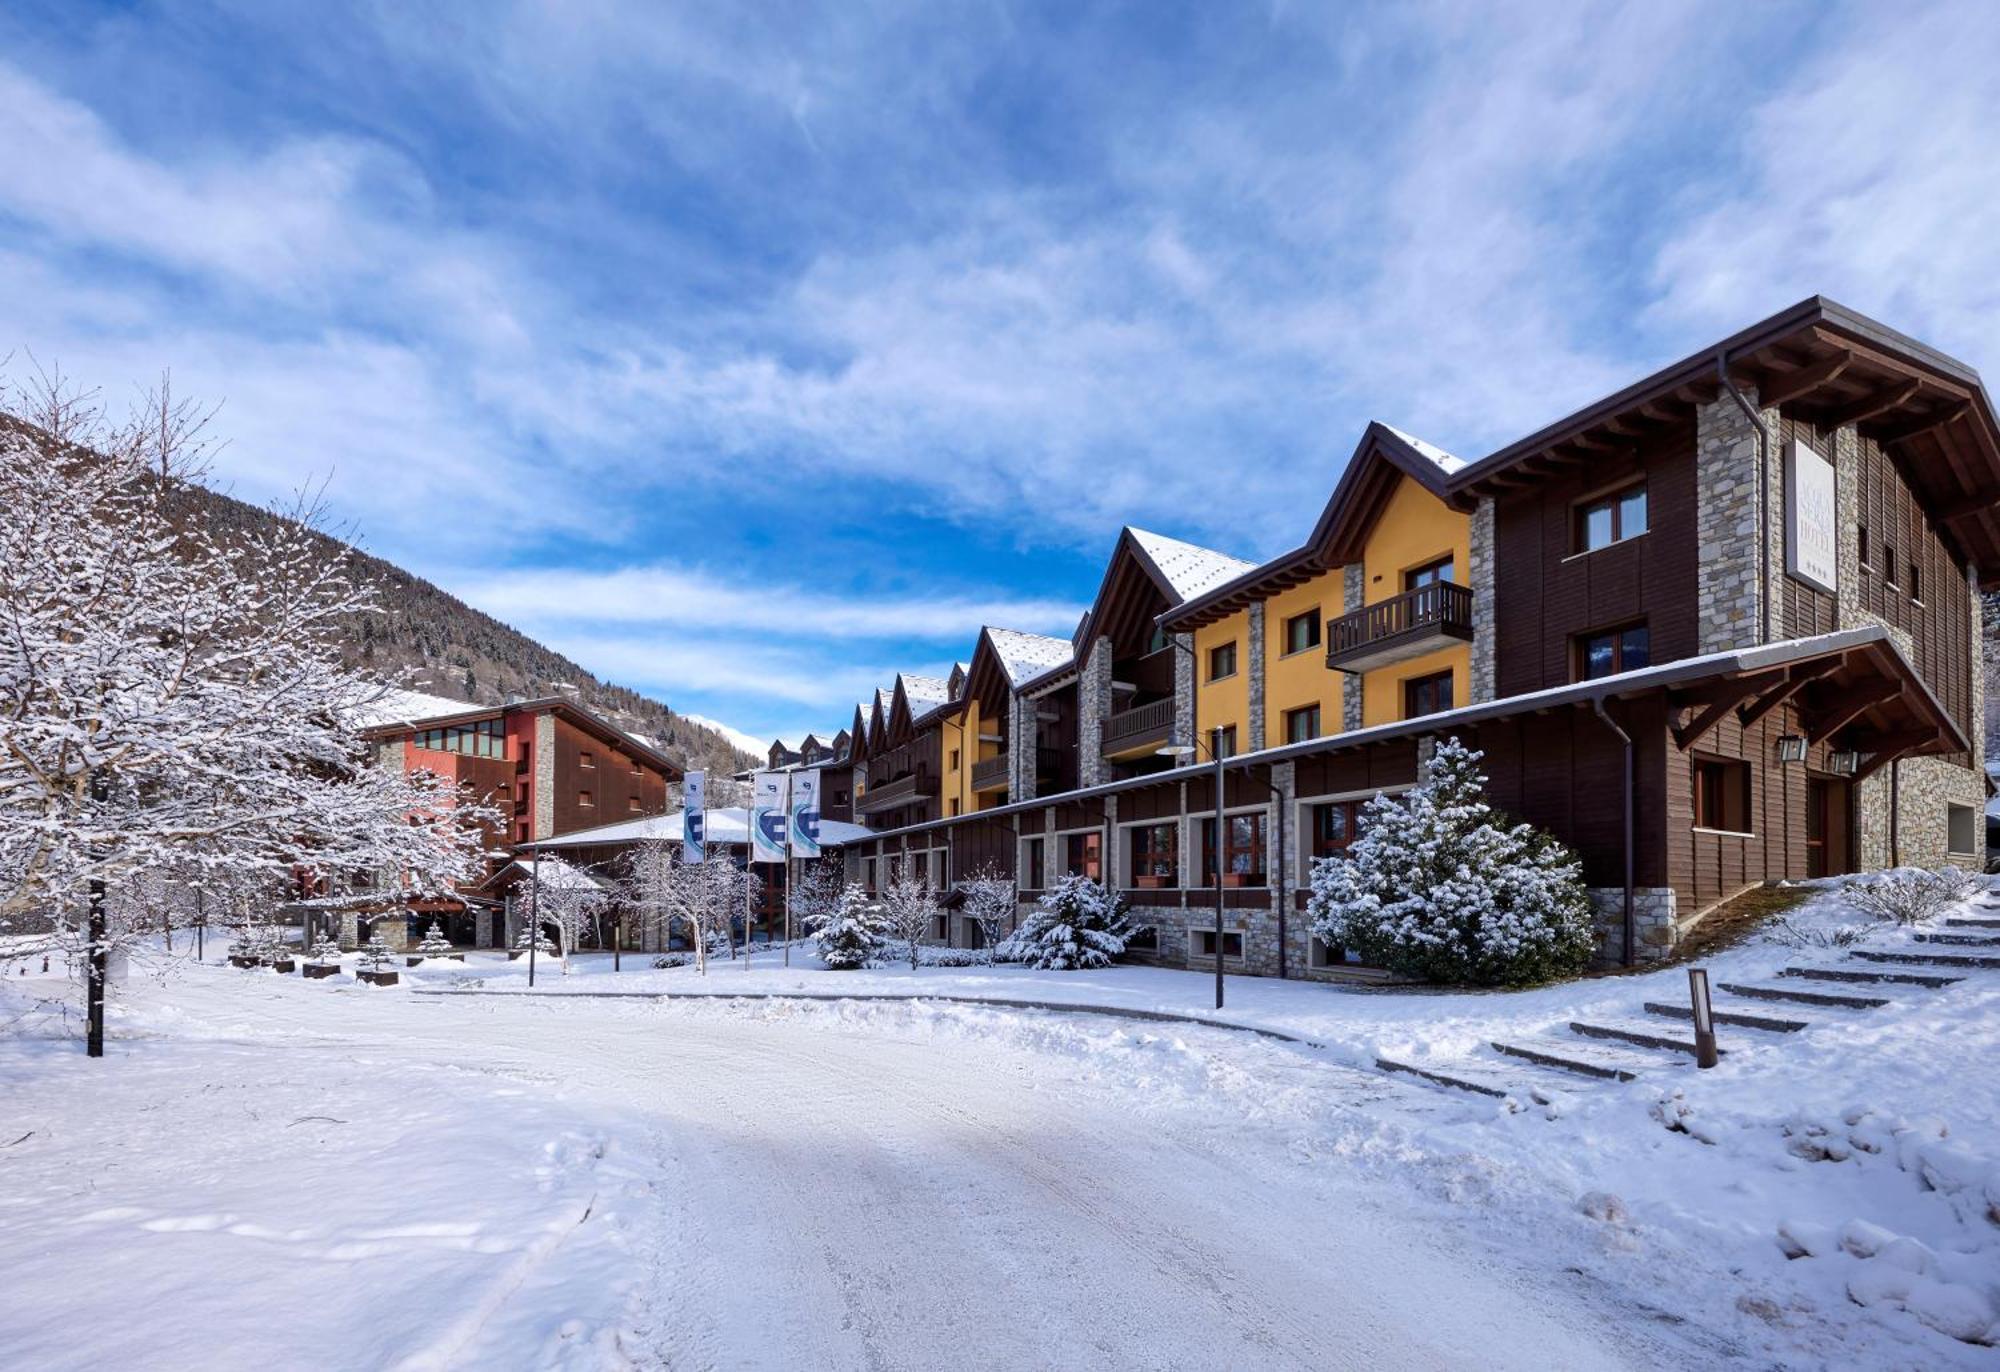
[[751, 771, 789, 864], [789, 769, 822, 858], [682, 770, 706, 864]]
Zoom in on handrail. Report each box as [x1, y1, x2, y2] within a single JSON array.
[[1325, 581, 1473, 663]]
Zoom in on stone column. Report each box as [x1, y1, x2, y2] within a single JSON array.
[[1246, 602, 1267, 750], [1008, 691, 1037, 802], [532, 712, 557, 840], [1271, 759, 1297, 977], [1171, 631, 1195, 748], [1077, 638, 1113, 788], [1341, 564, 1366, 732], [1694, 390, 1769, 653], [1468, 497, 1497, 703]]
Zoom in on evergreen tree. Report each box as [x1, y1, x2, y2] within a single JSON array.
[[1005, 875, 1134, 971], [308, 936, 343, 966], [1307, 737, 1595, 986], [415, 921, 454, 958], [810, 883, 882, 970], [358, 933, 396, 974]]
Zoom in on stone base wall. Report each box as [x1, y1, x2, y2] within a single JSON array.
[[1856, 756, 1986, 871], [1587, 886, 1678, 967]]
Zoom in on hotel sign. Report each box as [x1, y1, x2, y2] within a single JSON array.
[[1785, 438, 1838, 595]]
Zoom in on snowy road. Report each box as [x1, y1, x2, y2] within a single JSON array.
[[1, 969, 1723, 1370]]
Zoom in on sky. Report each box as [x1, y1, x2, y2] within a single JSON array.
[[3, 2, 1998, 747]]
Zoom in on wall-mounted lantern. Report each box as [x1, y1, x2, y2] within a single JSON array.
[[1776, 735, 1808, 764], [1829, 749, 1861, 776]]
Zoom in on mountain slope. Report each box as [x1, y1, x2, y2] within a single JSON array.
[[162, 481, 761, 776]]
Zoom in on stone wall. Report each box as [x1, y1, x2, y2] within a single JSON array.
[[1694, 390, 1772, 653], [1468, 496, 1497, 703], [532, 711, 556, 840], [1077, 639, 1113, 789], [1171, 632, 1195, 750], [1008, 690, 1037, 802], [1341, 563, 1365, 731], [1588, 886, 1678, 967], [1245, 602, 1267, 751]]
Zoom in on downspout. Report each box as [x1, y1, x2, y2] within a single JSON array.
[[1718, 354, 1774, 643], [1590, 697, 1637, 968], [1890, 758, 1901, 867]]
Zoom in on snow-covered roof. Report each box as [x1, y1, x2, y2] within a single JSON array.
[[899, 674, 951, 719], [522, 808, 874, 851], [986, 627, 1074, 686], [353, 687, 482, 729], [491, 854, 605, 890], [1128, 528, 1257, 603], [1381, 424, 1467, 475]]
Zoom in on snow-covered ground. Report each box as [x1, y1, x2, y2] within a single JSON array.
[[3, 880, 1997, 1368]]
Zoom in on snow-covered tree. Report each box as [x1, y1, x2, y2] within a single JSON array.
[[1005, 875, 1134, 971], [309, 936, 343, 966], [623, 840, 751, 975], [786, 856, 845, 945], [810, 883, 882, 970], [519, 859, 608, 973], [957, 864, 1017, 962], [0, 369, 497, 1053], [358, 932, 397, 975], [1307, 737, 1595, 986], [513, 924, 557, 957], [878, 874, 938, 969], [414, 922, 454, 959]]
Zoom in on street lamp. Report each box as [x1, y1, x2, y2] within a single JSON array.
[[1160, 725, 1229, 1010]]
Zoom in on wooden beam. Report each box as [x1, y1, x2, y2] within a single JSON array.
[[1735, 658, 1842, 730], [1804, 680, 1902, 744], [1671, 669, 1785, 715], [1851, 728, 1942, 782], [1829, 379, 1922, 428], [1933, 487, 2000, 523], [1875, 400, 1971, 446], [1674, 679, 1766, 751], [1759, 352, 1853, 408]]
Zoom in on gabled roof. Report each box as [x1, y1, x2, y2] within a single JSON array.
[[1127, 528, 1259, 602], [1160, 421, 1463, 632], [965, 624, 1076, 716], [1057, 526, 1254, 667]]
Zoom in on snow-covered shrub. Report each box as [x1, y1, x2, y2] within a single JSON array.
[[1306, 738, 1595, 986], [414, 922, 454, 958], [958, 864, 1018, 961], [1766, 916, 1868, 949], [308, 937, 343, 966], [1841, 867, 1979, 926], [358, 934, 396, 974], [878, 875, 939, 969], [1004, 875, 1134, 971], [810, 883, 883, 970], [514, 925, 557, 956]]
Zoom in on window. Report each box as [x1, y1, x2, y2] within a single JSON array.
[[1404, 671, 1453, 718], [414, 718, 506, 758], [1147, 624, 1170, 654], [1308, 935, 1358, 969], [1022, 836, 1046, 889], [1207, 641, 1238, 681], [1284, 704, 1322, 744], [1691, 757, 1750, 833], [1882, 544, 1898, 589], [628, 796, 642, 812], [1403, 555, 1455, 590], [1215, 724, 1238, 758], [580, 751, 595, 768], [1283, 610, 1321, 655], [1575, 483, 1648, 553], [1129, 822, 1178, 886], [862, 857, 877, 894], [1201, 813, 1266, 886], [833, 789, 849, 807], [1576, 622, 1651, 681], [1909, 560, 1922, 603], [1310, 800, 1367, 861], [578, 790, 594, 808], [1948, 804, 1978, 858], [1858, 524, 1871, 569], [1191, 928, 1246, 960], [1063, 831, 1102, 880], [947, 798, 961, 817], [949, 747, 961, 771]]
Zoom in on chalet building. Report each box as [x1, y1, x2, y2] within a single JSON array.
[[748, 729, 858, 824], [844, 298, 1999, 976], [355, 694, 682, 947]]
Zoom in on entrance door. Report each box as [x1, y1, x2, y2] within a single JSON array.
[[1805, 778, 1853, 878]]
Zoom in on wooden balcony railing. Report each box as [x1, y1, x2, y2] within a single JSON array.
[[1101, 696, 1175, 754], [970, 753, 1010, 791], [856, 772, 924, 814], [1324, 581, 1474, 673]]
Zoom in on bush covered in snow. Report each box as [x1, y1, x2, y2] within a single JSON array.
[[810, 883, 883, 970], [308, 936, 343, 966], [358, 934, 396, 974], [1841, 867, 1980, 926], [1001, 875, 1135, 971], [414, 922, 454, 958], [1306, 738, 1595, 986]]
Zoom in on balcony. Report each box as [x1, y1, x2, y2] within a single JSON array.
[[856, 772, 925, 815], [1325, 582, 1474, 673], [970, 753, 1010, 792], [1101, 696, 1175, 758]]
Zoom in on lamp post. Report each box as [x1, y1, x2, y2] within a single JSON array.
[[1160, 724, 1229, 1010], [1688, 966, 1718, 1068]]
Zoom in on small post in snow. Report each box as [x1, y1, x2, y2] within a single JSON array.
[[528, 847, 541, 989], [1688, 966, 1718, 1068]]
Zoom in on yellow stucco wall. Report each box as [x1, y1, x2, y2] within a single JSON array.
[[1262, 567, 1344, 744], [940, 698, 1008, 815], [1192, 610, 1252, 751], [1358, 475, 1471, 728]]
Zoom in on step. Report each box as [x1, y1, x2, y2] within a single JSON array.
[[1944, 917, 2000, 929], [1376, 1056, 1516, 1099], [1719, 980, 1889, 1010], [1645, 1000, 1811, 1032], [1781, 965, 1963, 989], [1851, 949, 2000, 971], [1569, 1018, 1728, 1059], [1489, 1035, 1663, 1082], [1915, 931, 2000, 946]]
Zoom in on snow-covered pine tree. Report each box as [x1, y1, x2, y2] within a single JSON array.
[[878, 875, 938, 969], [1306, 737, 1595, 986], [358, 933, 396, 974], [957, 864, 1018, 962], [1005, 874, 1135, 971], [513, 924, 557, 957], [309, 936, 343, 966], [0, 369, 496, 1053], [415, 922, 454, 958], [810, 883, 882, 970]]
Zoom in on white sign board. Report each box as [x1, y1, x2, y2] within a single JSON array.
[[1785, 438, 1838, 595], [682, 770, 706, 863], [750, 771, 790, 864], [789, 769, 822, 858]]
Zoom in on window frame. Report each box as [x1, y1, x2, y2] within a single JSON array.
[[1199, 809, 1268, 888], [1123, 819, 1180, 888], [1403, 670, 1453, 719], [1283, 703, 1322, 744], [1690, 755, 1752, 836], [1206, 640, 1238, 682], [1189, 927, 1246, 961], [1947, 803, 1978, 859], [1281, 609, 1322, 657], [1574, 621, 1651, 682], [1020, 836, 1046, 890], [1572, 480, 1649, 555], [1402, 554, 1455, 591]]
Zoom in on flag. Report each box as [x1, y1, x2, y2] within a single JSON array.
[[789, 769, 821, 858], [682, 770, 706, 863], [751, 771, 789, 864]]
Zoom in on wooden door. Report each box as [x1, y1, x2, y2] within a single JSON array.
[[1806, 778, 1853, 878]]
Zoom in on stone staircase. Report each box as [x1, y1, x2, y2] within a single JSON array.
[[1376, 897, 2000, 1102]]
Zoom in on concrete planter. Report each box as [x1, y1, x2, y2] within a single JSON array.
[[405, 956, 425, 967], [356, 969, 400, 987], [303, 963, 341, 980], [270, 958, 296, 974]]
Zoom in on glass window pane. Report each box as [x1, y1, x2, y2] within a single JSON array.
[[1585, 635, 1615, 679], [1621, 625, 1650, 671], [1585, 503, 1614, 550], [1619, 487, 1647, 537]]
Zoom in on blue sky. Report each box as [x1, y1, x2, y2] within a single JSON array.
[[4, 2, 1998, 748]]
